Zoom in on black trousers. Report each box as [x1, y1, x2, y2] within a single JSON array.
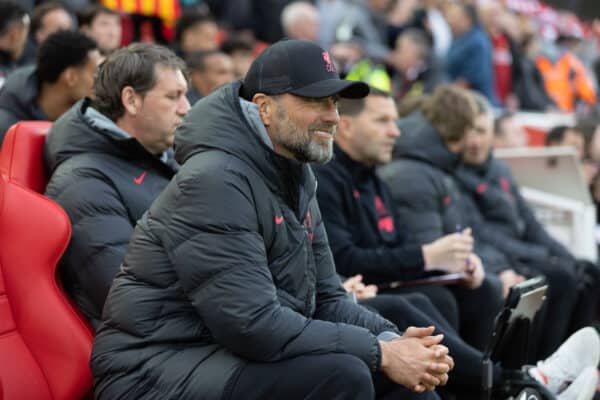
[[225, 353, 441, 400], [385, 275, 505, 352], [361, 293, 503, 394]]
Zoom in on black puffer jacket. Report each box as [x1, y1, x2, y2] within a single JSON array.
[[0, 65, 47, 144], [378, 111, 510, 270], [44, 98, 177, 327], [378, 111, 468, 244], [91, 81, 398, 400], [454, 157, 574, 265], [313, 145, 425, 284]]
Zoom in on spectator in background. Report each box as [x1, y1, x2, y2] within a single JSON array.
[[248, 0, 294, 43], [0, 2, 29, 83], [44, 43, 190, 327], [545, 125, 585, 160], [0, 30, 99, 144], [281, 1, 319, 42], [536, 34, 597, 113], [77, 4, 121, 55], [220, 33, 255, 79], [390, 28, 445, 102], [444, 2, 499, 106], [317, 0, 391, 62], [512, 35, 556, 111], [479, 2, 515, 107], [185, 49, 234, 105], [493, 112, 528, 149], [422, 0, 452, 62], [31, 1, 73, 44], [19, 1, 73, 65], [173, 10, 218, 59]]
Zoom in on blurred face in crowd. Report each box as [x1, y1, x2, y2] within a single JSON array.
[[463, 113, 494, 165], [494, 116, 527, 148], [68, 49, 103, 101], [126, 65, 190, 154], [393, 35, 425, 73], [36, 8, 73, 44], [191, 52, 234, 96], [338, 94, 401, 167], [230, 49, 254, 80], [284, 2, 320, 42], [444, 3, 470, 36], [81, 11, 122, 53], [181, 20, 218, 54], [7, 15, 29, 60], [548, 128, 585, 160], [256, 93, 339, 164]]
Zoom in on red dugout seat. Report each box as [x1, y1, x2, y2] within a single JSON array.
[[0, 174, 93, 400], [0, 121, 51, 193]]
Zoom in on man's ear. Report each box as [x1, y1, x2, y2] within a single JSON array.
[[121, 86, 140, 116], [336, 115, 353, 140], [62, 67, 79, 88], [252, 93, 274, 127]]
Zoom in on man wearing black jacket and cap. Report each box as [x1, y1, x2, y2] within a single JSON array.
[[91, 39, 452, 400]]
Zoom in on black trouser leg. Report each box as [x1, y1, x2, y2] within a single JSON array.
[[568, 260, 600, 333], [451, 275, 504, 352], [225, 353, 440, 400], [525, 260, 579, 358], [384, 285, 460, 332]]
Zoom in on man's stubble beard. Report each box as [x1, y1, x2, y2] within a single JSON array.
[[275, 102, 335, 164]]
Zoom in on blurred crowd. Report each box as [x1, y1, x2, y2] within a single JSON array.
[[2, 0, 600, 224]]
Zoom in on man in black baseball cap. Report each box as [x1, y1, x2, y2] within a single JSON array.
[[91, 39, 448, 400], [241, 39, 368, 100]]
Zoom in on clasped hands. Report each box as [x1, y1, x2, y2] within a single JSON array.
[[379, 326, 454, 392]]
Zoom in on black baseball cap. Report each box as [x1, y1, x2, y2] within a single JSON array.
[[241, 39, 369, 100]]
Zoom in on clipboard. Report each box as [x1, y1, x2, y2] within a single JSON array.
[[376, 272, 469, 290]]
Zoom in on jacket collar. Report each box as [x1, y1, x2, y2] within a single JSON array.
[[333, 144, 375, 184]]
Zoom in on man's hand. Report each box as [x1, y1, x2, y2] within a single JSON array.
[[342, 274, 377, 300], [379, 326, 454, 392], [422, 229, 474, 273], [498, 269, 526, 298], [461, 254, 485, 289]]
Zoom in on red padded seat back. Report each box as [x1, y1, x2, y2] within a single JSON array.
[[0, 174, 93, 400], [0, 121, 51, 193]]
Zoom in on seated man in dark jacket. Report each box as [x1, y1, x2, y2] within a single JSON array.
[[313, 86, 490, 335], [314, 86, 599, 398], [0, 30, 100, 144], [376, 85, 504, 351], [44, 43, 190, 328], [91, 40, 453, 400], [455, 92, 600, 357]]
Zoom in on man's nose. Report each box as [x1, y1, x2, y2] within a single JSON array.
[[389, 121, 401, 139], [178, 96, 191, 115], [321, 102, 339, 125]]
